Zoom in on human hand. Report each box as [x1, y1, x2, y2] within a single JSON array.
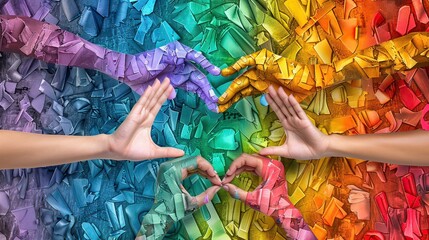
[[125, 41, 221, 112], [106, 78, 185, 161], [217, 49, 319, 112], [136, 155, 221, 240], [221, 154, 315, 240], [259, 86, 330, 160]]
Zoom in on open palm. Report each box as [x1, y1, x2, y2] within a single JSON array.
[[259, 86, 330, 160], [106, 78, 184, 161]]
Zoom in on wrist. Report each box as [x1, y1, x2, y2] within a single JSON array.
[[95, 134, 118, 160], [324, 134, 343, 158]]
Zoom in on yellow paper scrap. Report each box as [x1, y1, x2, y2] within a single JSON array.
[[280, 40, 302, 60], [289, 186, 305, 205], [339, 18, 359, 53], [331, 85, 347, 104], [284, 0, 308, 27], [311, 224, 328, 240], [324, 115, 356, 134], [314, 39, 333, 64]]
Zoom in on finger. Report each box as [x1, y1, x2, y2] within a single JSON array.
[[222, 166, 258, 184], [279, 88, 298, 118], [194, 186, 221, 207], [218, 99, 235, 113], [218, 86, 260, 113], [222, 154, 262, 184], [180, 184, 192, 196], [190, 70, 218, 102], [232, 166, 258, 176], [259, 146, 289, 157], [168, 89, 177, 100], [153, 74, 177, 100], [142, 79, 160, 114], [267, 85, 290, 119], [183, 47, 221, 76], [188, 72, 219, 112], [222, 183, 248, 202], [147, 78, 170, 111], [206, 101, 218, 113], [182, 169, 212, 182], [240, 84, 261, 98], [265, 93, 286, 124], [131, 85, 152, 115], [277, 87, 295, 118], [289, 94, 308, 120], [140, 85, 159, 117], [218, 75, 250, 105], [196, 156, 222, 186], [180, 80, 199, 92], [152, 145, 185, 159], [221, 53, 258, 77], [178, 80, 218, 112], [158, 72, 188, 88], [149, 83, 173, 119]]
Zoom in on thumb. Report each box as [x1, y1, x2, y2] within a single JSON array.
[[259, 146, 288, 157], [195, 186, 221, 206], [222, 183, 248, 202], [154, 146, 185, 159], [221, 66, 238, 77]]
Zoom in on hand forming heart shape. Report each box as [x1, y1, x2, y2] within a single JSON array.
[[221, 154, 316, 240], [136, 155, 221, 240]]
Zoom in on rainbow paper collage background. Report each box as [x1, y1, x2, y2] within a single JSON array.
[[1, 0, 429, 239]]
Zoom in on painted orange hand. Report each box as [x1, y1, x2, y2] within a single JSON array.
[[217, 49, 326, 112]]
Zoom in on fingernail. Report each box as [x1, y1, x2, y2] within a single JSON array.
[[234, 189, 240, 199], [203, 194, 210, 204], [222, 185, 230, 192], [168, 90, 177, 100], [213, 66, 221, 75], [260, 94, 268, 106]]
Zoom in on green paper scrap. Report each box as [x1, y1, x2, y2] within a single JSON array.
[[151, 21, 180, 47], [208, 128, 239, 150], [173, 5, 200, 37], [180, 124, 192, 140], [180, 105, 193, 125], [212, 153, 226, 176]]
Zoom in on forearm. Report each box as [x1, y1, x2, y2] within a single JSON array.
[[300, 32, 429, 89], [0, 130, 110, 169], [137, 156, 199, 240], [271, 186, 315, 239], [327, 129, 429, 165], [221, 32, 429, 107], [276, 205, 315, 240], [0, 15, 150, 84], [136, 207, 173, 240]]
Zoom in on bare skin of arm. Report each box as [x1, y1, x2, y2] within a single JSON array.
[[259, 86, 429, 166], [0, 78, 184, 169]]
